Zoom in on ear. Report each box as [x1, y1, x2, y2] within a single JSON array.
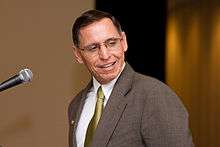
[[121, 32, 128, 52], [72, 44, 84, 64]]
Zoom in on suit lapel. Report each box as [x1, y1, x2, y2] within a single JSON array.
[[70, 81, 93, 147], [92, 63, 135, 147]]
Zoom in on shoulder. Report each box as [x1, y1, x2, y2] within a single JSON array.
[[131, 72, 189, 123], [67, 90, 84, 121], [132, 72, 187, 113], [132, 72, 171, 94], [67, 81, 92, 119], [68, 91, 83, 109], [121, 63, 180, 101]]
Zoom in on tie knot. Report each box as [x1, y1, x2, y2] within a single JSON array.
[[97, 86, 105, 100]]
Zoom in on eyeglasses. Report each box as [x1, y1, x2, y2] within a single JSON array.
[[79, 37, 122, 54]]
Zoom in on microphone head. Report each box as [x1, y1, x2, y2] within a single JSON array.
[[19, 69, 33, 82]]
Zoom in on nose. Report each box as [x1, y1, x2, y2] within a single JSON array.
[[98, 44, 110, 60]]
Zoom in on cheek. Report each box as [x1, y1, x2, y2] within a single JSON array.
[[114, 50, 125, 59], [82, 56, 97, 70]]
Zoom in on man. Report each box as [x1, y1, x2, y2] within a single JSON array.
[[68, 9, 194, 147]]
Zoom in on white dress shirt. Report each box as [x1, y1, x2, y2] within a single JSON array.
[[76, 63, 125, 147]]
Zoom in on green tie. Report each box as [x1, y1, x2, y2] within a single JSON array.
[[84, 86, 105, 147]]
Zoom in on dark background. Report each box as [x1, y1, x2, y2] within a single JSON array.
[[96, 0, 167, 82]]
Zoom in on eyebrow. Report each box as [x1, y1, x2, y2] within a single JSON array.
[[82, 36, 121, 48], [84, 37, 120, 47], [104, 37, 119, 42]]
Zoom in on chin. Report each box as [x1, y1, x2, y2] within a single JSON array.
[[99, 73, 118, 84]]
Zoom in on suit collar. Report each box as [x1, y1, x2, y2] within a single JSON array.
[[112, 62, 134, 96], [91, 63, 135, 146]]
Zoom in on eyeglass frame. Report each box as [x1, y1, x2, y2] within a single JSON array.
[[77, 36, 123, 54]]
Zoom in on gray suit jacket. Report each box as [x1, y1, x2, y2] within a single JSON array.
[[68, 63, 194, 147]]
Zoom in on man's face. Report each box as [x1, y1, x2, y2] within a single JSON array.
[[73, 18, 128, 84]]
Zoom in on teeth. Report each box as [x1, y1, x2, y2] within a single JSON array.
[[101, 62, 115, 68], [103, 63, 112, 68]]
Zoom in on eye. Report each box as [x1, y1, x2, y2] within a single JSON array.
[[106, 39, 117, 47], [84, 44, 98, 52]]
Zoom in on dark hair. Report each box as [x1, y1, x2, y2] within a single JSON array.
[[72, 9, 122, 47]]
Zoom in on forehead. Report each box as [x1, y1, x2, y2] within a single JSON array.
[[79, 18, 120, 44]]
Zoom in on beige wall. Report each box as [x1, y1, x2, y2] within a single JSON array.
[[0, 0, 93, 146], [166, 1, 220, 147]]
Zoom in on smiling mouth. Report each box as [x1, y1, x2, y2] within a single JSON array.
[[98, 61, 117, 68]]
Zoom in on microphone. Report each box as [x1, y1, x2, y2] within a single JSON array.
[[0, 69, 33, 92]]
